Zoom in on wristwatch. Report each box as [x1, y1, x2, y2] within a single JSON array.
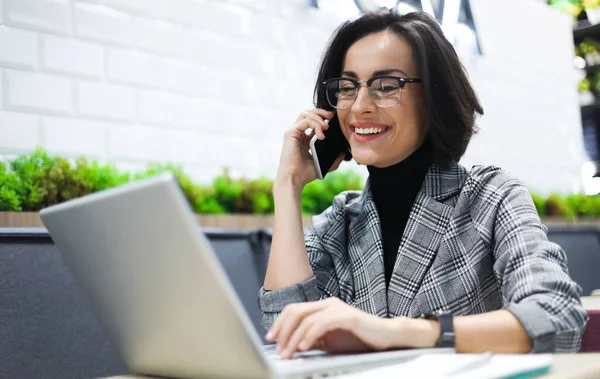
[[422, 311, 455, 348]]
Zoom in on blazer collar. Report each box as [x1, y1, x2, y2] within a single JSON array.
[[421, 161, 468, 202], [347, 161, 467, 217]]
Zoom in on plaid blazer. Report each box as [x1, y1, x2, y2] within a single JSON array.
[[258, 163, 588, 353]]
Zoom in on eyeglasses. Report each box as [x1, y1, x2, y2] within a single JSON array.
[[322, 76, 422, 110]]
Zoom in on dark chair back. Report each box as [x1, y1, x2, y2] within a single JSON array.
[[0, 228, 127, 379], [547, 225, 600, 296]]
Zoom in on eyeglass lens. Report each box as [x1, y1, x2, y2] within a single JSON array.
[[325, 78, 402, 109]]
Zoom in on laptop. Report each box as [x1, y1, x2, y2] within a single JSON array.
[[39, 172, 452, 379]]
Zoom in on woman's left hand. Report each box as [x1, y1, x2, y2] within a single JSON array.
[[265, 297, 397, 359]]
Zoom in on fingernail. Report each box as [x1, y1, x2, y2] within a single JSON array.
[[324, 119, 330, 124], [266, 332, 273, 340]]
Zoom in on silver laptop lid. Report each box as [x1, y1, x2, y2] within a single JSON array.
[[40, 173, 271, 379]]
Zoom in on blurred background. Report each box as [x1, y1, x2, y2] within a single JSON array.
[[4, 5, 600, 378], [0, 0, 599, 211]]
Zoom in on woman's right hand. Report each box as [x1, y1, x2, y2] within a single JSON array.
[[275, 108, 345, 190]]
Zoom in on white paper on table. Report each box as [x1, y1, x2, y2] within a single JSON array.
[[334, 353, 552, 379]]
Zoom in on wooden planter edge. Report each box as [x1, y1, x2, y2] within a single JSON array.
[[0, 211, 314, 229]]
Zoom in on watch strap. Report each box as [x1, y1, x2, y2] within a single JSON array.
[[422, 311, 455, 348]]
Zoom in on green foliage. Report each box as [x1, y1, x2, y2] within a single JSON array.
[[530, 193, 547, 217], [77, 159, 130, 192], [4, 148, 600, 220], [565, 193, 600, 218], [7, 148, 51, 210], [209, 170, 274, 214], [0, 162, 21, 211], [301, 170, 364, 214], [545, 194, 577, 221]]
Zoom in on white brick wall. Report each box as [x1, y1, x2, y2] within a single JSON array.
[[4, 69, 73, 114], [106, 48, 164, 88], [0, 68, 3, 109], [41, 35, 103, 78], [137, 89, 204, 128], [75, 80, 135, 121], [0, 26, 38, 70], [72, 3, 133, 46], [4, 0, 71, 35], [41, 116, 106, 157], [0, 111, 39, 151], [0, 0, 587, 194], [461, 0, 586, 194]]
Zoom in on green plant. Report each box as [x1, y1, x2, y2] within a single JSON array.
[[0, 162, 21, 212], [579, 77, 592, 92], [301, 170, 364, 214], [548, 0, 583, 17], [530, 192, 547, 217], [77, 159, 130, 192], [565, 193, 600, 218], [5, 148, 600, 221], [209, 170, 274, 214], [545, 194, 577, 221], [8, 148, 54, 211]]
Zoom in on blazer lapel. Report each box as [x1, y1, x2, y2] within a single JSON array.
[[387, 162, 467, 317], [346, 179, 388, 318]]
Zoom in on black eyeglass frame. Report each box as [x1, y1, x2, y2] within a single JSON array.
[[321, 75, 422, 109]]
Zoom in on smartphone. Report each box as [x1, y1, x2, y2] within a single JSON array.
[[309, 113, 352, 180]]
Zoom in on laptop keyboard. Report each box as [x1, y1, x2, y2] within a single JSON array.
[[265, 347, 331, 362]]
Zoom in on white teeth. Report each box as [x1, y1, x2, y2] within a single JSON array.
[[355, 127, 386, 135]]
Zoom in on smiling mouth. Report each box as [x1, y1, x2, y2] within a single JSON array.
[[351, 126, 391, 135]]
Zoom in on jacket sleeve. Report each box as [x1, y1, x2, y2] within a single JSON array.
[[489, 176, 588, 352], [257, 206, 342, 331]]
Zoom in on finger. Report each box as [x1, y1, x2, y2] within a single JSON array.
[[301, 109, 334, 121], [298, 315, 336, 354], [273, 302, 328, 354], [313, 337, 327, 351], [275, 304, 320, 354], [302, 118, 326, 141], [283, 311, 323, 357], [302, 128, 315, 144], [266, 308, 288, 342], [291, 118, 324, 140], [329, 153, 346, 173], [301, 110, 331, 130], [287, 302, 348, 357], [299, 114, 328, 140]]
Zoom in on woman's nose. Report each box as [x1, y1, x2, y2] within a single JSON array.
[[351, 86, 376, 113]]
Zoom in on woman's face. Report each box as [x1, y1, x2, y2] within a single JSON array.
[[336, 30, 428, 168]]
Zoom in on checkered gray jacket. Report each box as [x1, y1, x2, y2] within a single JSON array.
[[258, 162, 588, 353]]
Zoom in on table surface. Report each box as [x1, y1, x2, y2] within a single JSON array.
[[102, 353, 600, 379], [102, 296, 600, 379]]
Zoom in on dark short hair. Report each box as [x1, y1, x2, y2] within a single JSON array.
[[313, 11, 483, 169]]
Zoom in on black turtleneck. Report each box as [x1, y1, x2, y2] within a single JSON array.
[[367, 141, 432, 288]]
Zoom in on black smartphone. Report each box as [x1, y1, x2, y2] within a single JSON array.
[[309, 113, 352, 180]]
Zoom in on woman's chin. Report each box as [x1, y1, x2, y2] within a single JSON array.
[[352, 152, 381, 167]]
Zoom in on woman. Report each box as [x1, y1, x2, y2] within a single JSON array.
[[258, 10, 588, 358]]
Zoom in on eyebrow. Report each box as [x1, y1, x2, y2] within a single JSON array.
[[340, 69, 409, 78]]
